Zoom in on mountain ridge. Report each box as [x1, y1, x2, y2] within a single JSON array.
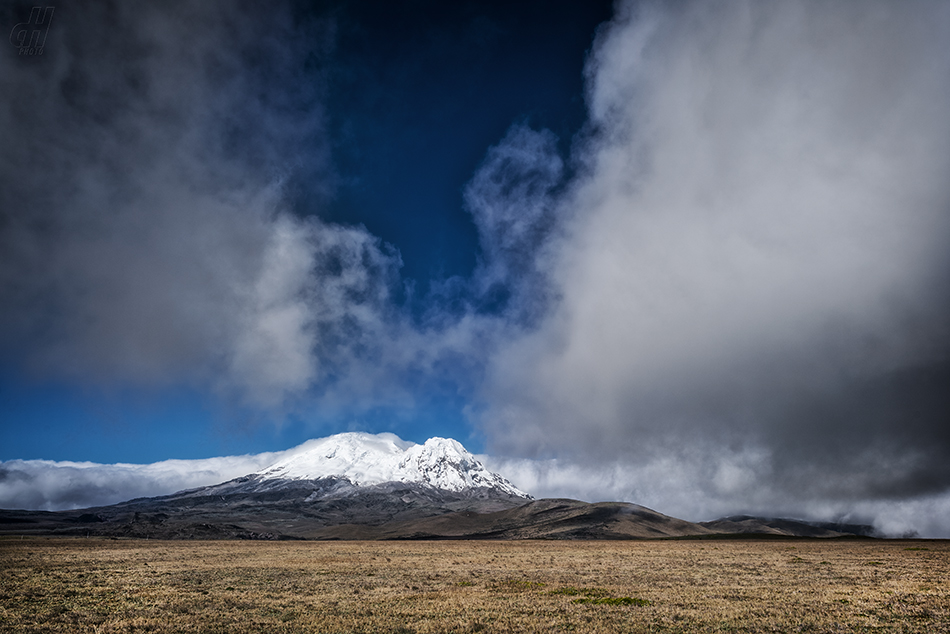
[[0, 433, 876, 540]]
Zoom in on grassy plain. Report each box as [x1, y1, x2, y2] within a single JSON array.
[[1, 537, 947, 633]]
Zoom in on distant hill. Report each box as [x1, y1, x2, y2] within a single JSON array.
[[699, 515, 876, 538]]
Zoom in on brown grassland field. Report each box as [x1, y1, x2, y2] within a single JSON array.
[[1, 537, 947, 633]]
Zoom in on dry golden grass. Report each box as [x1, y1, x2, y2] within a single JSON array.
[[1, 537, 947, 633]]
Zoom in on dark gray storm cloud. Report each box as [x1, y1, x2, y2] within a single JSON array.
[[472, 0, 950, 535], [0, 2, 421, 411]]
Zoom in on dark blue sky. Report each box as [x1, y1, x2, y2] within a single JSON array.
[[312, 0, 611, 283]]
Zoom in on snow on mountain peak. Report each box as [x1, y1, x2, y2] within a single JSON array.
[[256, 432, 529, 497]]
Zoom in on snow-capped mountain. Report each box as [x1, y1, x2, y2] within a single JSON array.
[[256, 432, 528, 498], [0, 433, 535, 540]]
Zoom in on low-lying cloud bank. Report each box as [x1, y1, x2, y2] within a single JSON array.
[[480, 456, 950, 539], [0, 454, 278, 512], [3, 447, 948, 537]]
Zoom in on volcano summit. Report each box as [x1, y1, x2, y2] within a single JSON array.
[[255, 433, 527, 497]]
